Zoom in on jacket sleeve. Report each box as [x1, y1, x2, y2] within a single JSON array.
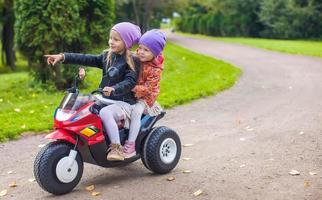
[[63, 52, 105, 69], [112, 66, 138, 95], [133, 68, 162, 98]]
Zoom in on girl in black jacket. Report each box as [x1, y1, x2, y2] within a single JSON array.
[[45, 22, 141, 161]]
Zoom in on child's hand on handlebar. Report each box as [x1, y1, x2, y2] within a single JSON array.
[[103, 87, 115, 96], [79, 67, 86, 80], [44, 54, 64, 66]]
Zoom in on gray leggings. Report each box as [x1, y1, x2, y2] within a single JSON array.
[[99, 104, 125, 144], [99, 102, 146, 144], [128, 101, 145, 142]]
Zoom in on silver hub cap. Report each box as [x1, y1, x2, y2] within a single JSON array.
[[56, 157, 78, 183], [160, 138, 177, 164]]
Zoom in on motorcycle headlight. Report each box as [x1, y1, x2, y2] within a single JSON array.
[[55, 109, 76, 121]]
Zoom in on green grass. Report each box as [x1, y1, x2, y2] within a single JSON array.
[[178, 32, 322, 58], [0, 42, 241, 142], [0, 44, 29, 73]]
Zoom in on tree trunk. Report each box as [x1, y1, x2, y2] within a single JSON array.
[[131, 0, 140, 25], [142, 0, 156, 32], [1, 0, 16, 70]]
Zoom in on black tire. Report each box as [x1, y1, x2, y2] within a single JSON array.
[[34, 142, 83, 195], [142, 126, 181, 174]]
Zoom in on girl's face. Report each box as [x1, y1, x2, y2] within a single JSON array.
[[137, 44, 154, 62], [109, 30, 126, 54]]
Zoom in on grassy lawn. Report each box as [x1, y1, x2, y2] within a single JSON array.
[[0, 44, 29, 73], [177, 32, 322, 58], [0, 42, 241, 142]]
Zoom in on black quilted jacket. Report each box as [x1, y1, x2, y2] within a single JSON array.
[[63, 51, 140, 105]]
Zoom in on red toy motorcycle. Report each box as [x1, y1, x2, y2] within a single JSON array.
[[34, 78, 181, 195]]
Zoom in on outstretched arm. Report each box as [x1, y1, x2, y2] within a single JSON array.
[[44, 52, 105, 69]]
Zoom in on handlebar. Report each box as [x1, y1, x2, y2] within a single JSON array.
[[91, 88, 115, 96]]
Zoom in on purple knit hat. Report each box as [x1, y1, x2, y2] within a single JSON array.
[[139, 29, 166, 56], [112, 22, 141, 49]]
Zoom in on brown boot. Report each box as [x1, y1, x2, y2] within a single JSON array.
[[107, 144, 125, 161]]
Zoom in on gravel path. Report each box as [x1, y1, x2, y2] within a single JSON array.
[[0, 33, 321, 200]]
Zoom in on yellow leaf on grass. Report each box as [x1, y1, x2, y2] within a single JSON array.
[[91, 191, 101, 196], [9, 181, 17, 187], [21, 124, 26, 129], [167, 176, 175, 181], [86, 185, 95, 192], [193, 189, 203, 196], [0, 189, 7, 196], [14, 108, 21, 112]]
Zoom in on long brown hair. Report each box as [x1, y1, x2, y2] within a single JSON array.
[[104, 49, 135, 71]]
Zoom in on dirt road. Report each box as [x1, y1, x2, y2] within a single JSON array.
[[1, 33, 322, 200]]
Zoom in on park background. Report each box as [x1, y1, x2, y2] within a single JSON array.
[[0, 0, 321, 141]]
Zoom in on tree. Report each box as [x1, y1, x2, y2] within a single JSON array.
[[258, 0, 322, 39], [15, 0, 115, 89], [1, 0, 15, 70], [116, 0, 178, 32]]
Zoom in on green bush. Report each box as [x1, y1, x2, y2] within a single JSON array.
[[15, 0, 115, 89]]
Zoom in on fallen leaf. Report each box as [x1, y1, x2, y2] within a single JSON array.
[[193, 189, 203, 196], [14, 108, 21, 112], [183, 157, 192, 161], [237, 119, 241, 125], [29, 110, 35, 114], [7, 171, 13, 174], [91, 191, 101, 196], [28, 178, 36, 182], [309, 172, 317, 176], [21, 124, 26, 129], [9, 181, 17, 187], [304, 181, 311, 188], [85, 185, 95, 192], [38, 144, 46, 148], [183, 170, 192, 173], [0, 189, 7, 197], [167, 176, 175, 181], [183, 144, 193, 147], [240, 138, 246, 141], [289, 169, 300, 176]]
